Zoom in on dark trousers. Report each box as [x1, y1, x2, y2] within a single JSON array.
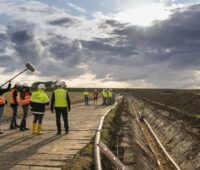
[[103, 97, 106, 105], [10, 105, 18, 128], [55, 107, 68, 132], [84, 96, 89, 105], [20, 105, 29, 129], [33, 114, 44, 124]]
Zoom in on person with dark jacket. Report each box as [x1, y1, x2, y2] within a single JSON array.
[[51, 80, 71, 135], [9, 82, 20, 129], [30, 84, 49, 135], [0, 81, 11, 134], [19, 83, 31, 131]]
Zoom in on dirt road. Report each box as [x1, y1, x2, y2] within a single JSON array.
[[0, 102, 111, 170]]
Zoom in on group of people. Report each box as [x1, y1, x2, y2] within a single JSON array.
[[83, 88, 115, 106], [0, 81, 31, 134], [0, 80, 70, 135]]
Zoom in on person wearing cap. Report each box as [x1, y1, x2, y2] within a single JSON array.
[[51, 80, 71, 135], [83, 89, 89, 105], [19, 83, 31, 131], [0, 81, 11, 134], [93, 89, 98, 105], [9, 82, 20, 129], [30, 84, 49, 135]]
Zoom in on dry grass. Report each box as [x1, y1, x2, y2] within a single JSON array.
[[2, 91, 88, 121]]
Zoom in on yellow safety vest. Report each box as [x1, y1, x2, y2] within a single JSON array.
[[102, 90, 108, 97], [83, 91, 89, 96], [30, 90, 49, 104], [54, 88, 68, 107], [108, 91, 112, 97]]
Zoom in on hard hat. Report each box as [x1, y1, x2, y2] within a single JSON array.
[[22, 83, 28, 87], [38, 84, 45, 90], [56, 80, 62, 87], [62, 81, 67, 88]]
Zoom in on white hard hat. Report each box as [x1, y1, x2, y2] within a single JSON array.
[[22, 83, 28, 87], [62, 81, 67, 87], [38, 84, 45, 90], [56, 80, 62, 87]]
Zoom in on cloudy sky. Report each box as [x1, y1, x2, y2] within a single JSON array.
[[1, 0, 200, 88]]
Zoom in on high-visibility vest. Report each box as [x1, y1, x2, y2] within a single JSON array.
[[10, 89, 18, 104], [54, 88, 68, 107], [108, 91, 112, 97], [30, 90, 49, 104], [0, 95, 6, 105], [19, 91, 31, 106], [102, 90, 108, 97], [83, 91, 89, 96]]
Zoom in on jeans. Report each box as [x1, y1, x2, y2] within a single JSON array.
[[55, 107, 68, 132], [10, 105, 18, 128], [20, 105, 29, 129], [0, 106, 4, 125]]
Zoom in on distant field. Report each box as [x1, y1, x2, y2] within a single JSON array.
[[2, 91, 95, 121], [132, 89, 200, 119]]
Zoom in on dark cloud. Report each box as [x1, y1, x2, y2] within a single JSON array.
[[48, 17, 75, 26], [1, 3, 200, 88], [11, 30, 31, 43]]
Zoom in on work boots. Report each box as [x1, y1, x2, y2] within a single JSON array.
[[32, 123, 36, 134], [36, 123, 43, 135], [20, 120, 29, 131]]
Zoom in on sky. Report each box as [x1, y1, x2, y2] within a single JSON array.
[[1, 0, 200, 88]]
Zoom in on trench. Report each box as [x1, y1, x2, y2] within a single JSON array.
[[131, 94, 200, 170]]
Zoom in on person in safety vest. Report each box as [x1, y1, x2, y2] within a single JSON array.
[[9, 82, 20, 129], [19, 83, 31, 131], [93, 89, 98, 105], [0, 81, 11, 134], [101, 89, 107, 106], [83, 89, 89, 105], [51, 80, 71, 135], [108, 89, 113, 105], [30, 84, 49, 135]]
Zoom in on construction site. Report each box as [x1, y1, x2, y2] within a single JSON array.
[[1, 0, 200, 170]]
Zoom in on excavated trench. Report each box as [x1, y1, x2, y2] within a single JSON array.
[[102, 96, 159, 170], [130, 95, 200, 170]]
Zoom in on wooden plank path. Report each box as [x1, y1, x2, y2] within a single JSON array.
[[0, 102, 111, 170]]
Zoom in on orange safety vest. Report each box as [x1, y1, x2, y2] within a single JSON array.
[[19, 91, 31, 106], [0, 95, 6, 105], [10, 89, 18, 104]]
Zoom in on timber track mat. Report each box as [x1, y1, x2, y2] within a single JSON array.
[[0, 102, 112, 170]]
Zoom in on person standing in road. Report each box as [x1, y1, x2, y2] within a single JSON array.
[[9, 82, 20, 129], [93, 89, 98, 105], [19, 83, 31, 131], [51, 80, 71, 135], [108, 89, 113, 105], [0, 81, 11, 134], [101, 89, 107, 106], [30, 84, 49, 135], [83, 89, 89, 105]]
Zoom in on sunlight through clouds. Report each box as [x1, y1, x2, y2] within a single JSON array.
[[114, 3, 171, 26]]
